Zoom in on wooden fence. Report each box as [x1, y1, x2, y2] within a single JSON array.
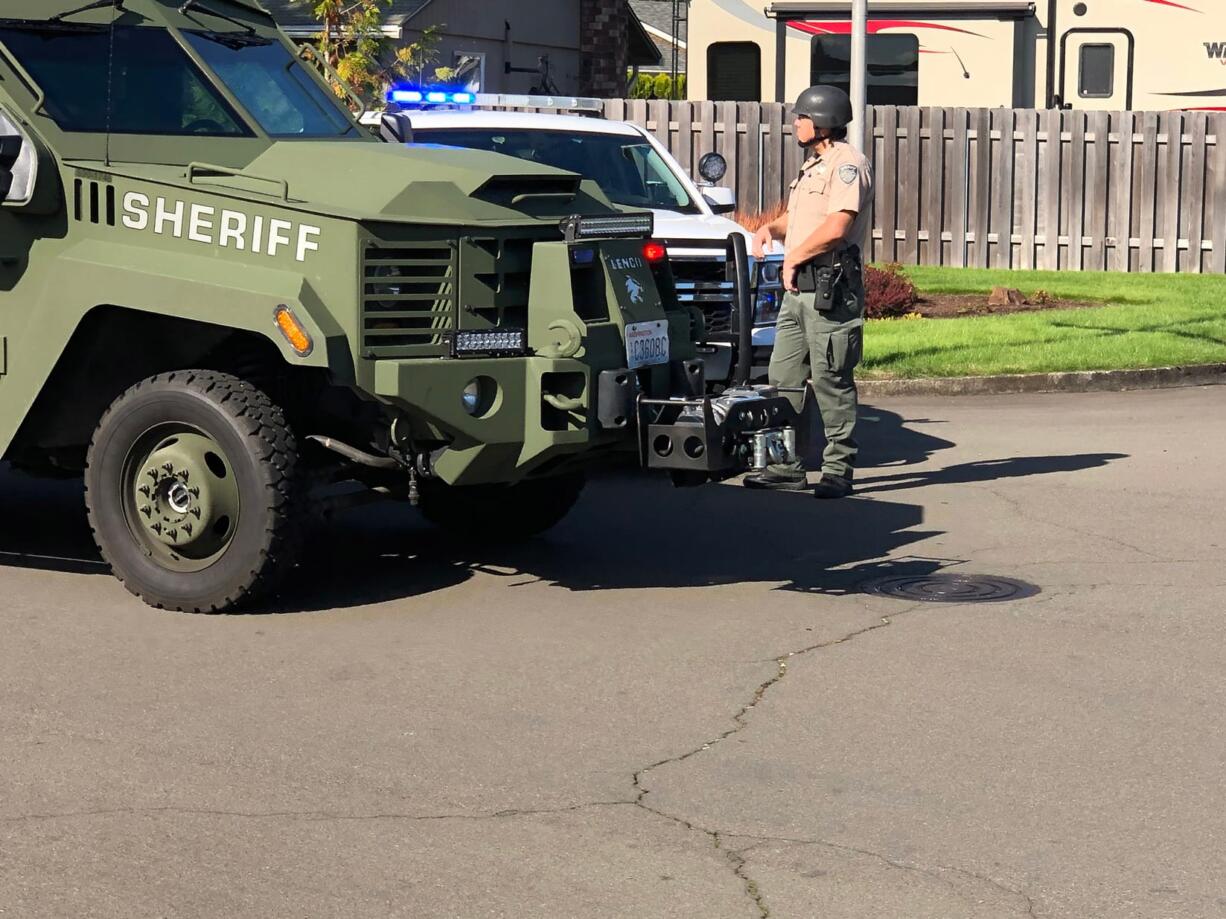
[[521, 100, 1226, 274]]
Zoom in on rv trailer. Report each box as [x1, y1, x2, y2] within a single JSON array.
[[689, 0, 1225, 112]]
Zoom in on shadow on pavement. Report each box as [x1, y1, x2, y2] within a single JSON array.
[[854, 453, 1128, 496], [0, 404, 1127, 613]]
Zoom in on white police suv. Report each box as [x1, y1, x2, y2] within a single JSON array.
[[364, 93, 781, 385]]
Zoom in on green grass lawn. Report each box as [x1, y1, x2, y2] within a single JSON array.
[[862, 267, 1226, 379]]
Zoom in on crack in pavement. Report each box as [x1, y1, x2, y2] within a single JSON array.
[[6, 601, 1034, 918], [0, 801, 635, 826], [730, 833, 1039, 918], [627, 605, 929, 918], [973, 483, 1161, 561]]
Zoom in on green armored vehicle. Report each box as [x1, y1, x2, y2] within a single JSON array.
[[0, 0, 799, 612]]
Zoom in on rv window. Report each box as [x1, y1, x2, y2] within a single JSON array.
[[708, 42, 761, 102], [1078, 44, 1114, 98], [810, 34, 919, 106]]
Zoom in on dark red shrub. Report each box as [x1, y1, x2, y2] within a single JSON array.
[[864, 264, 918, 319]]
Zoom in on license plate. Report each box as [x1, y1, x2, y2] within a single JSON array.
[[625, 320, 670, 370]]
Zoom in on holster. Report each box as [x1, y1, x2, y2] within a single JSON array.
[[796, 246, 861, 311]]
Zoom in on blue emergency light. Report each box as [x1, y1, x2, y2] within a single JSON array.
[[388, 88, 476, 106]]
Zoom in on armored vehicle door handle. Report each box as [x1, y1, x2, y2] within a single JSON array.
[[187, 162, 290, 202]]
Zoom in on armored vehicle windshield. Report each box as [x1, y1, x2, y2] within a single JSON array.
[[0, 0, 369, 164]]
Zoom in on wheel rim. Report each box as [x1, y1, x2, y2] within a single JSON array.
[[121, 426, 242, 573]]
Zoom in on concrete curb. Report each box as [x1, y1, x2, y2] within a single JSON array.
[[858, 363, 1226, 397]]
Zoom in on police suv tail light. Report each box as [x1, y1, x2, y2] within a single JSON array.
[[451, 329, 528, 358], [560, 213, 654, 242]]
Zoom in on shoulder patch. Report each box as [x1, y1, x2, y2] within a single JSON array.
[[839, 164, 859, 185]]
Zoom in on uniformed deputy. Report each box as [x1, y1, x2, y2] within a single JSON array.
[[746, 85, 873, 499]]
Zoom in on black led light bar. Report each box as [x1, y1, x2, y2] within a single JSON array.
[[560, 213, 654, 242], [451, 328, 528, 358]]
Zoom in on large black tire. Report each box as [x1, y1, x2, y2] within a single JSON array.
[[85, 371, 301, 613], [418, 472, 585, 541]]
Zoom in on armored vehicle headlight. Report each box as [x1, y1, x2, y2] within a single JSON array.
[[461, 377, 499, 417], [367, 263, 407, 311]]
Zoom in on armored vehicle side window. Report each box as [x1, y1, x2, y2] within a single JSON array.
[[183, 32, 357, 138], [0, 26, 249, 136]]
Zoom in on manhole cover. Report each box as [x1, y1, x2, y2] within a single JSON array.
[[862, 574, 1040, 603]]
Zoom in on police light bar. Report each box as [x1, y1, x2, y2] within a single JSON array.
[[473, 93, 603, 113], [560, 213, 654, 242], [388, 88, 477, 106]]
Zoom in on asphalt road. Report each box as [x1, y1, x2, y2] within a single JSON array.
[[2, 386, 1224, 919]]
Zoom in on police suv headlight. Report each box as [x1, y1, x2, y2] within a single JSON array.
[[753, 259, 784, 325], [755, 289, 782, 325]]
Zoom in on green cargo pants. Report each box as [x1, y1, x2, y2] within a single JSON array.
[[766, 267, 865, 480]]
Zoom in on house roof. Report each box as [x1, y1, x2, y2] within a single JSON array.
[[261, 0, 662, 66], [629, 0, 686, 72]]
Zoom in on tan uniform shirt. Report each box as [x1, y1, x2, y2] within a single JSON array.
[[784, 141, 874, 254]]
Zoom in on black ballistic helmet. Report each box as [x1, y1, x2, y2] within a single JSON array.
[[793, 85, 854, 128]]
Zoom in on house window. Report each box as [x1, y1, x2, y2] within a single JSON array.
[[453, 52, 486, 93], [1078, 44, 1114, 98], [810, 34, 919, 106], [707, 42, 761, 101]]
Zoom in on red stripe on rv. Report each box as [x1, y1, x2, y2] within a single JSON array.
[[1143, 0, 1201, 11], [788, 20, 987, 39]]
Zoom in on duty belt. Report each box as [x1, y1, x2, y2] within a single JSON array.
[[795, 245, 861, 299], [808, 244, 861, 271]]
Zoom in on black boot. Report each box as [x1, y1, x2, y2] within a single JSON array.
[[742, 469, 809, 492], [812, 474, 853, 499]]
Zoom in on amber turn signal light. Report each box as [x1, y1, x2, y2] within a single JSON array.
[[273, 305, 313, 357]]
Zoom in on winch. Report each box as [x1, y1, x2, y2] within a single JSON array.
[[636, 384, 803, 479]]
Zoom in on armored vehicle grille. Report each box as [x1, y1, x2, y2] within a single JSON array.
[[72, 178, 116, 226], [463, 236, 534, 328], [362, 242, 457, 358]]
